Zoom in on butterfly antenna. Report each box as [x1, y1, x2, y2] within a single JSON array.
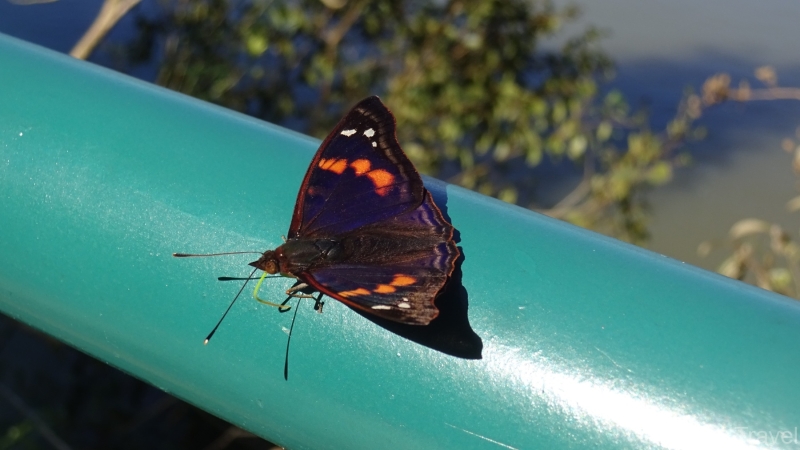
[[284, 296, 303, 380], [205, 267, 258, 345], [283, 292, 323, 380], [218, 276, 280, 281], [173, 251, 262, 258]]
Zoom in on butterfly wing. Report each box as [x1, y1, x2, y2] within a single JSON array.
[[289, 96, 425, 239], [299, 191, 459, 325], [303, 265, 444, 325]]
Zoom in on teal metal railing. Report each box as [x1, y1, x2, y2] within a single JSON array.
[[1, 32, 798, 449]]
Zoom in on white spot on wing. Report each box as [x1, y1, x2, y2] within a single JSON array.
[[397, 302, 411, 309], [371, 305, 392, 310], [372, 142, 377, 147], [363, 128, 375, 137], [341, 129, 357, 137]]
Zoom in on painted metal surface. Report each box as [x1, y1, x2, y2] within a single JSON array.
[[1, 33, 798, 449]]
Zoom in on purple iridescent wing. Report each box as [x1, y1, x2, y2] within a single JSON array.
[[285, 96, 459, 325], [300, 191, 459, 325], [289, 96, 424, 239]]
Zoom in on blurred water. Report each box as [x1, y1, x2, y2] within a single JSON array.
[[556, 0, 800, 269], [0, 0, 103, 52]]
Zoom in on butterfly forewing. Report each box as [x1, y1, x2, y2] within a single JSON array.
[[289, 97, 424, 239]]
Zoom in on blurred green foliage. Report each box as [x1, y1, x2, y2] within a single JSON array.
[[121, 0, 703, 244]]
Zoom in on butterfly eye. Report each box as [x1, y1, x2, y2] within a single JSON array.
[[265, 260, 279, 274], [248, 251, 280, 274]]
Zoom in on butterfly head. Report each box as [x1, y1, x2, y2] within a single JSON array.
[[249, 250, 280, 275]]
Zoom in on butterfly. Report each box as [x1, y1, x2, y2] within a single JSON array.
[[247, 96, 459, 325]]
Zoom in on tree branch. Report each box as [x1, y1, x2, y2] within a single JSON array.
[[70, 0, 141, 60]]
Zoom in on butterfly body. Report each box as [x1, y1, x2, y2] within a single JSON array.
[[252, 96, 458, 325]]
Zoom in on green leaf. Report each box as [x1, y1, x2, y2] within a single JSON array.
[[567, 135, 587, 159], [245, 33, 269, 57], [596, 121, 612, 142], [646, 162, 672, 185]]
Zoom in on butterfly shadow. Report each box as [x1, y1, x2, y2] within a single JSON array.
[[351, 181, 483, 359], [351, 252, 480, 359]]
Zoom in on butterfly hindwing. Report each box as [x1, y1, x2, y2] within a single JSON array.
[[302, 265, 444, 325], [299, 190, 459, 324], [289, 96, 424, 239]]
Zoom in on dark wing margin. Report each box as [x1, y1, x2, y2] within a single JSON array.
[[288, 96, 425, 238]]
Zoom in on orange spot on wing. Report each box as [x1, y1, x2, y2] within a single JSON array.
[[350, 159, 371, 175], [329, 159, 347, 174], [367, 170, 394, 196], [344, 159, 394, 196], [374, 284, 397, 293], [319, 158, 347, 174], [321, 157, 394, 195], [391, 275, 416, 286], [374, 186, 392, 196], [339, 288, 371, 297]]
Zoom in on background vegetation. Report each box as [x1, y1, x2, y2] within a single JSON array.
[[107, 0, 695, 244], [1, 0, 799, 448]]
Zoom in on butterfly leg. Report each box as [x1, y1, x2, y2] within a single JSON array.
[[312, 292, 324, 314], [277, 286, 324, 315], [285, 283, 318, 299]]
